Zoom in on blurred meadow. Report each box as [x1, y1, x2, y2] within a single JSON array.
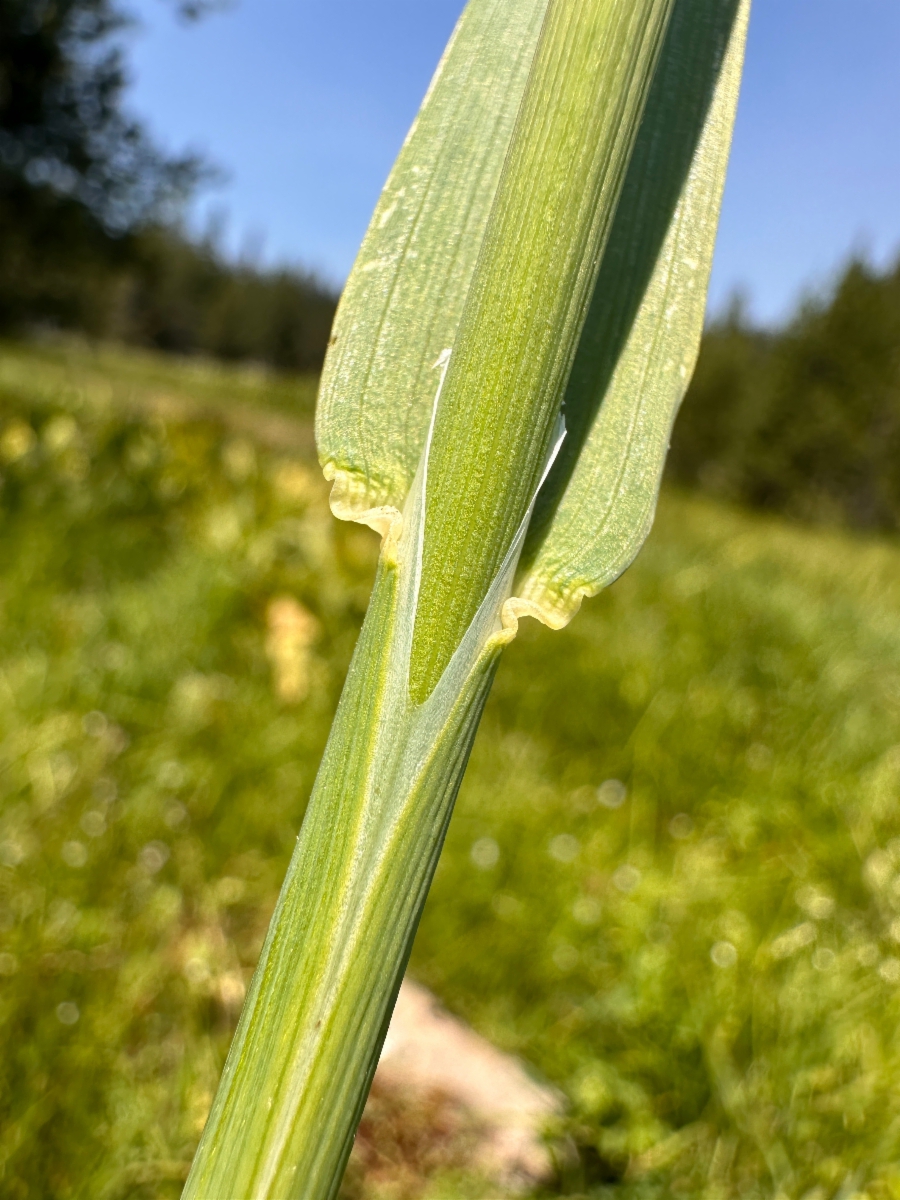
[[5, 0, 900, 1195], [4, 316, 900, 1196]]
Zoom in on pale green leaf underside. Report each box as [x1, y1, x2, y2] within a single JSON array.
[[516, 0, 751, 627], [315, 0, 550, 532]]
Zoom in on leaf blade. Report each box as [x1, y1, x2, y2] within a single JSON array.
[[516, 0, 752, 626], [315, 0, 551, 531]]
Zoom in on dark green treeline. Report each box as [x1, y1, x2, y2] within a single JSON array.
[[0, 0, 336, 372], [670, 255, 900, 531]]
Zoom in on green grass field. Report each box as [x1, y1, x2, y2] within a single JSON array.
[[2, 338, 900, 1199]]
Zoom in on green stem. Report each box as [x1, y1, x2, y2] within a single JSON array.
[[182, 441, 508, 1198]]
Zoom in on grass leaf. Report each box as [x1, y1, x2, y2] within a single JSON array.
[[516, 0, 752, 627]]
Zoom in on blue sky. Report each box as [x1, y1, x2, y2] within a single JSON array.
[[126, 0, 900, 325]]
